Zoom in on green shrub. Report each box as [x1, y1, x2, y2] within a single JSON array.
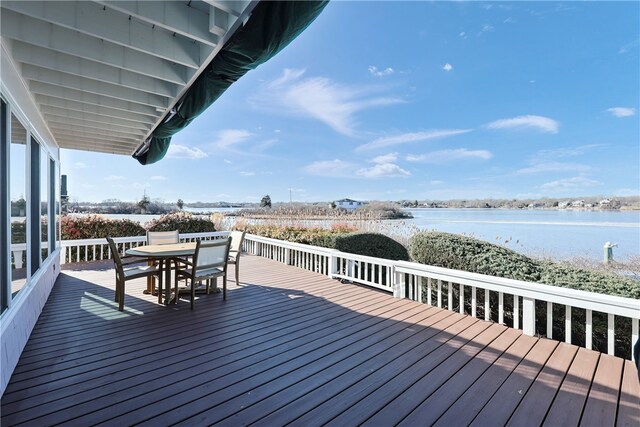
[[146, 212, 216, 233], [410, 232, 541, 281], [326, 232, 410, 261], [11, 221, 26, 244], [236, 224, 350, 245]]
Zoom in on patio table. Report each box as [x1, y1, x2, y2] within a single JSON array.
[[126, 242, 196, 305]]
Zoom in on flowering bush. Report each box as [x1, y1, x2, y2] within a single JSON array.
[[61, 215, 145, 240]]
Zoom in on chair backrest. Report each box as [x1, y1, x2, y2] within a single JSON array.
[[229, 230, 246, 253], [106, 237, 124, 276], [147, 230, 179, 245], [194, 238, 230, 272]]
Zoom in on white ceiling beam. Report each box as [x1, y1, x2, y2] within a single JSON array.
[[22, 64, 170, 108], [1, 9, 191, 86], [1, 1, 203, 69], [49, 121, 146, 140], [12, 41, 181, 99], [43, 112, 150, 136], [29, 82, 160, 117], [51, 127, 140, 144], [203, 1, 247, 17], [97, 1, 220, 47], [40, 105, 153, 130], [209, 6, 233, 37], [58, 141, 134, 155], [35, 95, 157, 125]]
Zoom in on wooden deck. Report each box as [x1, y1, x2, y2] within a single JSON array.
[[2, 255, 638, 426]]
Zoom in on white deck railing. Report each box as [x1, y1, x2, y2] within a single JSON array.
[[242, 233, 640, 361], [58, 231, 229, 264], [11, 232, 639, 360]]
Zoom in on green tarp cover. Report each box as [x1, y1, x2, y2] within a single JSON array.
[[134, 0, 329, 165]]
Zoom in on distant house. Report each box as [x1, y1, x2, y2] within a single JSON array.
[[571, 200, 585, 207], [558, 201, 570, 208], [599, 199, 611, 206], [335, 198, 364, 210]]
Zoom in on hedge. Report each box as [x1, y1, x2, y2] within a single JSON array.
[[409, 231, 640, 357], [146, 212, 216, 233], [323, 232, 410, 261]]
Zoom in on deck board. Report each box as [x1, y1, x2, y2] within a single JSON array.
[[1, 255, 637, 426]]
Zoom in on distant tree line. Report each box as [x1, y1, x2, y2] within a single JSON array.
[[399, 195, 639, 210]]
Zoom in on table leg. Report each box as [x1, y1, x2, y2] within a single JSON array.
[[146, 259, 154, 294], [165, 258, 172, 305]]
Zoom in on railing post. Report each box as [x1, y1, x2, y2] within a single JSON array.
[[329, 251, 338, 279], [522, 297, 535, 336], [392, 267, 404, 299]]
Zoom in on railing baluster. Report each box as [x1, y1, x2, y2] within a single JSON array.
[[547, 302, 553, 339], [514, 295, 519, 329], [566, 305, 572, 343], [417, 275, 423, 303], [484, 289, 490, 321], [632, 319, 639, 361], [499, 292, 504, 324], [448, 282, 453, 311], [586, 309, 592, 350], [427, 277, 432, 306], [437, 279, 442, 308], [459, 284, 464, 314], [608, 314, 614, 355], [471, 286, 476, 318]]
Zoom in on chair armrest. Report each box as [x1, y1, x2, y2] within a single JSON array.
[[120, 255, 148, 265]]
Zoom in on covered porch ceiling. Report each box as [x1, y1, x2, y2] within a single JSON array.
[[0, 0, 256, 156]]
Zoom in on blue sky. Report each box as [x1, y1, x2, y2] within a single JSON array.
[[61, 1, 639, 203]]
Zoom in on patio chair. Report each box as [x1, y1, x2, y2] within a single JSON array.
[[107, 237, 161, 311], [227, 230, 246, 285], [174, 238, 231, 310]]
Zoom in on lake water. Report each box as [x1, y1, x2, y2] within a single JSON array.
[[402, 208, 639, 261], [71, 208, 639, 261]]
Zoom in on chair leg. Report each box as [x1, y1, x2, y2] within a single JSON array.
[[235, 261, 240, 285], [118, 280, 125, 311], [190, 280, 195, 310], [223, 276, 227, 301], [115, 279, 119, 302]]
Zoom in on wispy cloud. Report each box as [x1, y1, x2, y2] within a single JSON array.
[[539, 175, 601, 192], [105, 174, 125, 181], [368, 66, 394, 77], [459, 31, 467, 39], [486, 115, 559, 133], [442, 63, 453, 72], [406, 148, 493, 163], [503, 17, 516, 24], [166, 144, 208, 159], [250, 69, 404, 136], [482, 24, 494, 32], [607, 107, 636, 118], [224, 159, 232, 164], [532, 144, 602, 162], [213, 129, 253, 149], [303, 159, 355, 177], [517, 162, 590, 175], [239, 171, 255, 177], [357, 129, 472, 151], [372, 153, 398, 164], [356, 163, 410, 178], [619, 38, 639, 54], [150, 175, 167, 181]]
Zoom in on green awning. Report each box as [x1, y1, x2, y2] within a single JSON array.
[[134, 0, 329, 165]]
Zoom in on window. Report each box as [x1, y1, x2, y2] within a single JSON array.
[[54, 162, 60, 248], [29, 137, 40, 276], [40, 148, 49, 262], [10, 113, 28, 302]]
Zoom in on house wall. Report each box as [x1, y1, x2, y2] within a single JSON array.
[[1, 40, 61, 396]]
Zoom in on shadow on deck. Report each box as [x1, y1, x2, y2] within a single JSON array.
[[1, 255, 638, 426]]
